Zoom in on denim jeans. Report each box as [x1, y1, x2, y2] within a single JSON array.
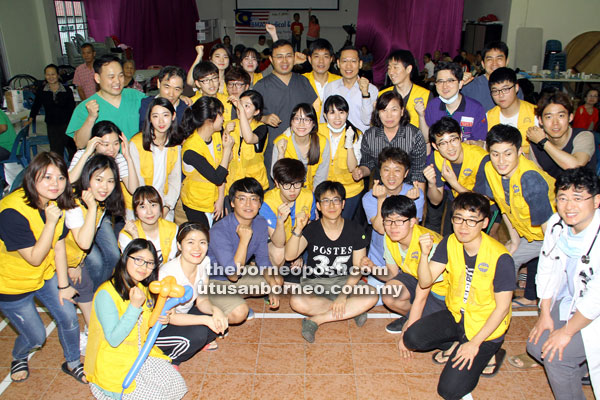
[[85, 215, 120, 292], [0, 274, 80, 362]]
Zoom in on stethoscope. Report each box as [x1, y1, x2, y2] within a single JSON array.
[[547, 218, 600, 264]]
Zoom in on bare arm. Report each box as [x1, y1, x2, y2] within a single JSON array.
[[186, 45, 204, 87]]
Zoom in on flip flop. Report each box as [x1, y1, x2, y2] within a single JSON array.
[[10, 358, 29, 382], [512, 298, 536, 309], [61, 362, 87, 384], [202, 341, 219, 351], [507, 353, 540, 370], [432, 349, 452, 365], [482, 348, 506, 378]]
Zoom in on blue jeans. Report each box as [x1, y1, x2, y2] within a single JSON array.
[[0, 274, 80, 362], [85, 216, 120, 291]]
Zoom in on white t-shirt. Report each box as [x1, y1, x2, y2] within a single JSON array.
[[69, 149, 129, 180], [65, 206, 105, 230], [499, 111, 539, 128], [159, 255, 211, 314], [118, 229, 178, 265]]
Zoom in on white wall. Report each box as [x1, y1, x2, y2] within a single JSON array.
[[195, 0, 358, 51], [463, 0, 512, 42], [0, 0, 60, 79]]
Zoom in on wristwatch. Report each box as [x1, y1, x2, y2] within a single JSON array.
[[362, 93, 370, 99], [537, 138, 548, 151], [291, 230, 302, 237]]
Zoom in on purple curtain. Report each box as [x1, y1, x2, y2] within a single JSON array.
[[356, 0, 464, 86], [84, 0, 199, 70]]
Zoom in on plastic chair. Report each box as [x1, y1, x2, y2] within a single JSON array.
[[0, 126, 29, 188], [6, 74, 38, 90], [545, 40, 562, 54]]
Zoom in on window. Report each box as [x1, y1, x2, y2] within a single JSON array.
[[54, 0, 89, 55]]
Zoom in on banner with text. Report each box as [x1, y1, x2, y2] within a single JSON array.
[[235, 10, 290, 39]]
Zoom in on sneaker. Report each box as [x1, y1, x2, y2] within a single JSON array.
[[301, 318, 319, 343], [79, 331, 88, 356], [385, 316, 407, 334], [246, 308, 255, 321], [354, 312, 368, 327]]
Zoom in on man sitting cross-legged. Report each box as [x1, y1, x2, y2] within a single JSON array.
[[285, 181, 378, 343]]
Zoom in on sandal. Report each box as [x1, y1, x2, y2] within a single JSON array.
[[202, 341, 219, 351], [432, 349, 453, 365], [518, 273, 527, 289], [10, 358, 29, 382], [482, 348, 506, 378], [512, 297, 537, 309], [507, 353, 540, 370], [61, 362, 87, 384]]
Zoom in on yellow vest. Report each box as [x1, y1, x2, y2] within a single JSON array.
[[263, 188, 314, 240], [433, 143, 489, 197], [385, 225, 446, 297], [484, 156, 555, 241], [302, 71, 341, 117], [486, 100, 537, 154], [65, 199, 105, 268], [226, 119, 269, 193], [445, 233, 512, 341], [379, 84, 430, 128], [321, 124, 364, 198], [181, 130, 223, 212], [0, 189, 65, 294], [273, 129, 328, 191], [124, 132, 180, 211], [84, 281, 168, 394], [252, 72, 263, 86], [119, 218, 177, 263]]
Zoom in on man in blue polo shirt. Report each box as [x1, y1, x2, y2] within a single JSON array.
[[424, 61, 488, 147], [207, 178, 282, 324]]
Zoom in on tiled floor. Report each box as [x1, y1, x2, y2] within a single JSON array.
[[0, 297, 595, 399]]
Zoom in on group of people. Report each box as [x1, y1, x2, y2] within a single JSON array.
[[0, 28, 598, 400]]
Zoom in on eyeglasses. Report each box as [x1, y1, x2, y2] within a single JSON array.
[[383, 218, 409, 227], [128, 256, 156, 270], [319, 197, 342, 206], [235, 195, 261, 204], [556, 195, 593, 204], [435, 79, 458, 86], [437, 137, 460, 149], [451, 216, 485, 227], [281, 181, 304, 190], [490, 85, 515, 96], [292, 116, 313, 125], [199, 76, 219, 85], [227, 82, 246, 88]]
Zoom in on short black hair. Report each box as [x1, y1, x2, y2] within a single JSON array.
[[488, 67, 517, 88], [482, 41, 509, 59], [193, 61, 219, 81], [424, 52, 432, 59], [225, 66, 251, 86], [338, 45, 360, 59], [378, 147, 411, 170], [81, 43, 95, 52], [314, 181, 346, 202], [258, 35, 266, 41], [371, 91, 410, 128], [430, 117, 462, 144], [381, 195, 417, 220], [158, 66, 186, 83], [272, 39, 293, 52], [486, 124, 522, 150], [434, 61, 463, 81], [239, 89, 264, 121], [535, 91, 573, 117], [309, 39, 334, 57], [555, 167, 600, 196], [91, 120, 122, 138], [452, 192, 490, 220], [229, 177, 265, 203], [93, 54, 122, 74], [272, 158, 306, 184]]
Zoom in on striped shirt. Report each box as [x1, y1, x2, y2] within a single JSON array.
[[359, 124, 427, 183]]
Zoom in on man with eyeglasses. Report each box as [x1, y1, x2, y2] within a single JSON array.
[[404, 192, 515, 398], [486, 67, 538, 155], [285, 180, 377, 343], [423, 117, 489, 235], [222, 66, 251, 121], [526, 92, 596, 180], [207, 178, 283, 324], [260, 158, 316, 276], [521, 167, 600, 396], [189, 61, 229, 107], [361, 195, 444, 339], [423, 61, 487, 147]]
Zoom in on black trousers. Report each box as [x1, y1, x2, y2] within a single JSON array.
[[403, 309, 503, 400], [47, 122, 76, 161], [182, 203, 210, 230], [155, 306, 219, 365]]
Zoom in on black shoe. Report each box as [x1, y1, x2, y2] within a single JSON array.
[[385, 316, 407, 334]]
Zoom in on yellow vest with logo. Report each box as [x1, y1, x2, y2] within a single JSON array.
[[263, 187, 314, 240], [445, 233, 512, 341], [433, 143, 489, 197], [84, 281, 168, 394], [486, 100, 537, 154], [273, 129, 328, 191], [0, 189, 65, 294], [379, 84, 430, 128], [321, 124, 364, 198], [119, 218, 177, 262], [181, 130, 223, 212], [226, 119, 269, 193], [484, 156, 555, 241], [385, 225, 446, 297], [303, 71, 341, 117], [65, 199, 105, 268], [123, 132, 180, 211]]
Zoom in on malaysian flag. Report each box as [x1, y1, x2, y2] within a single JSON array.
[[235, 10, 269, 35]]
